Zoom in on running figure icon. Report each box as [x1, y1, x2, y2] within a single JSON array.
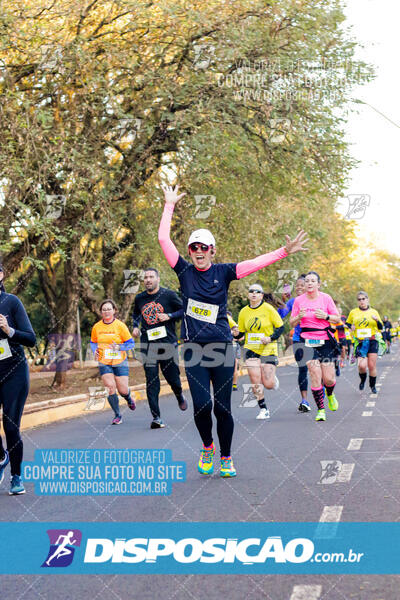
[[42, 529, 82, 568]]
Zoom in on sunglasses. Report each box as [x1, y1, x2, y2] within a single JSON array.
[[358, 297, 367, 301], [249, 289, 263, 294], [189, 243, 210, 252]]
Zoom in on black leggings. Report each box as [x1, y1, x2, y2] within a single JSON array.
[[183, 343, 235, 457], [0, 360, 30, 476], [293, 341, 308, 392], [143, 345, 183, 419]]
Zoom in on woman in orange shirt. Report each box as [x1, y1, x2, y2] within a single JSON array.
[[90, 299, 136, 425]]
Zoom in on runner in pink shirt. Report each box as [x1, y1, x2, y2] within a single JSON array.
[[290, 271, 340, 422]]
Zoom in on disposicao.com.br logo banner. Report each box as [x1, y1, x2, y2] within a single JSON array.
[[0, 522, 399, 574]]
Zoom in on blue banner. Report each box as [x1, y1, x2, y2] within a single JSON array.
[[0, 522, 399, 574], [21, 449, 185, 496]]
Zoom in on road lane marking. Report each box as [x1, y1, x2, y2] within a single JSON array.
[[290, 585, 322, 600], [337, 463, 355, 482], [366, 401, 376, 407], [319, 506, 343, 522], [362, 411, 373, 416], [347, 438, 363, 450], [315, 505, 343, 539]]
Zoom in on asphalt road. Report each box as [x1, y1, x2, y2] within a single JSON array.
[[1, 345, 400, 599]]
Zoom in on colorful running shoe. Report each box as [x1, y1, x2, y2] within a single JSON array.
[[220, 457, 237, 478], [370, 386, 377, 394], [256, 408, 270, 420], [9, 475, 25, 495], [327, 393, 338, 411], [198, 443, 215, 475], [0, 450, 9, 485], [150, 417, 165, 429], [232, 384, 238, 391], [315, 409, 326, 422], [112, 416, 122, 425], [298, 400, 311, 412], [126, 397, 136, 411]]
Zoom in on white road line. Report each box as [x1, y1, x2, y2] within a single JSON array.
[[362, 411, 373, 416], [337, 463, 355, 482], [319, 506, 343, 522], [347, 438, 363, 450], [289, 585, 322, 600], [366, 401, 376, 407], [315, 505, 343, 539]]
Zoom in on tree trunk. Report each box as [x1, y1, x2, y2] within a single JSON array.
[[51, 245, 81, 390]]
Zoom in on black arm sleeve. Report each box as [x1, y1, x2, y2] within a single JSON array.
[[270, 325, 284, 342], [169, 291, 183, 313], [132, 297, 141, 329], [10, 298, 36, 347], [377, 320, 383, 330]]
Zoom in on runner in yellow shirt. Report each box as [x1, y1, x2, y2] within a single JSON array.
[[346, 291, 383, 395], [236, 284, 284, 419]]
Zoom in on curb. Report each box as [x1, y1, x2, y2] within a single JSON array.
[[18, 355, 295, 432]]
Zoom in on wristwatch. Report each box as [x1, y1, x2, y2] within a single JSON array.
[[326, 314, 330, 321], [167, 313, 172, 319]]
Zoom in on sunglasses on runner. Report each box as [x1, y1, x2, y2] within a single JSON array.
[[188, 243, 210, 252], [249, 289, 263, 294], [357, 297, 367, 301]]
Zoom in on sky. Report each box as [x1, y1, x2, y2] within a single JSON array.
[[338, 0, 400, 255]]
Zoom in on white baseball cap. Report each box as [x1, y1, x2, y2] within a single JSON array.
[[188, 229, 216, 247]]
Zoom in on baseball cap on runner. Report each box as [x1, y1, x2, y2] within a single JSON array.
[[188, 229, 216, 247]]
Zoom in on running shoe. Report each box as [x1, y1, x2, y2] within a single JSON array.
[[273, 376, 280, 390], [327, 393, 338, 411], [9, 475, 25, 495], [112, 416, 122, 425], [0, 450, 9, 485], [126, 397, 136, 411], [232, 384, 238, 391], [256, 408, 270, 420], [335, 364, 340, 377], [220, 457, 237, 478], [370, 386, 377, 394], [359, 380, 365, 391], [298, 400, 311, 412], [315, 409, 326, 422], [198, 443, 215, 475], [150, 417, 165, 429], [177, 395, 188, 411]]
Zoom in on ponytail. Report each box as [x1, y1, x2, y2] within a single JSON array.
[[263, 292, 285, 310]]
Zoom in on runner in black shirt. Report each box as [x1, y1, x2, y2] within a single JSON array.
[[132, 268, 187, 428], [382, 316, 392, 354], [0, 267, 36, 495]]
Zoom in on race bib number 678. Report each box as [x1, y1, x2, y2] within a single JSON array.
[[186, 299, 219, 324]]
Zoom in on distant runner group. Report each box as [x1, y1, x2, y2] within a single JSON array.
[[0, 185, 397, 492]]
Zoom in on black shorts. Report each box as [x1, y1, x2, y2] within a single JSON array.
[[338, 338, 347, 348], [383, 332, 391, 342], [355, 339, 379, 357], [297, 338, 339, 364], [244, 349, 278, 365]]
